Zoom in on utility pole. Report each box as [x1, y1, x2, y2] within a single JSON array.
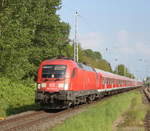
[[74, 11, 79, 62]]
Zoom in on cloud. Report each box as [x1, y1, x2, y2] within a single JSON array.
[[116, 30, 134, 55], [116, 30, 150, 58], [134, 42, 150, 57], [78, 32, 105, 51]]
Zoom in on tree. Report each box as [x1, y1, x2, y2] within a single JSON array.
[[0, 0, 70, 80], [114, 64, 135, 78], [79, 48, 112, 72]]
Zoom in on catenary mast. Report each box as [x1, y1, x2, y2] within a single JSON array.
[[74, 11, 79, 62]]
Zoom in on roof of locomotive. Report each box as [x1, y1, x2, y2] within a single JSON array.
[[41, 58, 77, 66]]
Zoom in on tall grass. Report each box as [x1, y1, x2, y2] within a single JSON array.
[[52, 90, 144, 131], [0, 77, 36, 117], [117, 91, 148, 131]]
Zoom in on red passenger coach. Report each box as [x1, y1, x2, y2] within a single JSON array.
[[35, 58, 143, 109]]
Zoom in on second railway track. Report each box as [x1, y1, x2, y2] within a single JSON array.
[[143, 87, 150, 131]]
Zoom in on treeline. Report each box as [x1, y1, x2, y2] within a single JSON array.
[[114, 64, 135, 78], [0, 0, 134, 81], [79, 49, 112, 72], [0, 0, 71, 80]]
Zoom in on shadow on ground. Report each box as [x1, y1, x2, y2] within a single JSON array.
[[6, 104, 64, 116], [6, 104, 39, 116]]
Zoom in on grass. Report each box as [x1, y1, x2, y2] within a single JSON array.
[[0, 77, 37, 117], [116, 90, 149, 131], [52, 90, 147, 131]]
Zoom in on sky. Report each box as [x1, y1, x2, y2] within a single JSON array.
[[58, 0, 150, 80]]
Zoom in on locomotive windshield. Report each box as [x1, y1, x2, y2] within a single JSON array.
[[42, 65, 66, 78]]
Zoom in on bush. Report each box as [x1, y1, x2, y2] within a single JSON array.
[[0, 77, 36, 117]]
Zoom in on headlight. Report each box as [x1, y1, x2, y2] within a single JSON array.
[[64, 83, 69, 90], [37, 84, 41, 89], [41, 83, 46, 88]]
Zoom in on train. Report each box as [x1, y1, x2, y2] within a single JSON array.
[[35, 58, 143, 109]]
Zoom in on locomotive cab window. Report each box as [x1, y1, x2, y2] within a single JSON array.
[[42, 65, 66, 78]]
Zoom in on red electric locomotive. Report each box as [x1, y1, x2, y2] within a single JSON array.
[[35, 58, 142, 109]]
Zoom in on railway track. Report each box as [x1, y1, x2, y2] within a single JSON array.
[[0, 105, 88, 131], [0, 111, 55, 131], [143, 88, 150, 131], [144, 88, 150, 101]]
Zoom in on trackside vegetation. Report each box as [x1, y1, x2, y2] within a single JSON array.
[[52, 90, 147, 131], [0, 77, 36, 117], [116, 91, 148, 131]]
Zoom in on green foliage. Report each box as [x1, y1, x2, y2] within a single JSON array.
[[114, 64, 135, 78], [145, 77, 150, 84], [79, 48, 112, 72], [84, 49, 102, 60], [0, 77, 36, 117], [0, 0, 70, 80]]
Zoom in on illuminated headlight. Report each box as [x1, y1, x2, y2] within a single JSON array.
[[37, 84, 41, 89], [41, 83, 46, 88], [64, 84, 69, 90]]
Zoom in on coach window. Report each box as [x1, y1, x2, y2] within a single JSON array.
[[108, 79, 111, 85], [107, 79, 109, 84], [104, 78, 106, 85], [104, 78, 107, 84], [103, 78, 105, 84], [107, 78, 109, 85], [106, 78, 108, 84], [111, 79, 113, 85]]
